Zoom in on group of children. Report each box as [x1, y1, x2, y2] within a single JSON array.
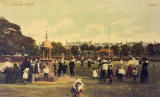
[[22, 64, 50, 84]]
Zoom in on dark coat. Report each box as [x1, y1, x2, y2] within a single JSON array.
[[63, 64, 68, 73], [140, 61, 149, 82], [69, 62, 75, 70], [107, 69, 113, 79], [34, 63, 39, 74]]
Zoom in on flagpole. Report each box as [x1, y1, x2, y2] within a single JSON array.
[[109, 24, 110, 57]]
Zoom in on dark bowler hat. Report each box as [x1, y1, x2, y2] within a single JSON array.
[[142, 57, 148, 61]]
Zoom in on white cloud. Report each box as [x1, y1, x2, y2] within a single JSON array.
[[86, 24, 104, 33], [21, 19, 48, 44], [51, 18, 75, 34], [21, 18, 75, 44], [111, 18, 134, 26]]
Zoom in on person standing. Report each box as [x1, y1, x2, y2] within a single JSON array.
[[126, 57, 135, 80], [92, 67, 98, 79], [107, 64, 113, 84], [2, 58, 13, 83], [102, 60, 108, 81], [87, 58, 92, 69], [132, 66, 138, 81], [28, 59, 33, 82], [58, 60, 63, 77], [118, 66, 125, 82], [44, 65, 49, 81], [62, 61, 68, 76], [140, 57, 149, 83], [23, 68, 29, 85], [69, 59, 75, 77], [98, 60, 103, 79], [53, 60, 58, 76], [12, 63, 19, 83], [34, 60, 40, 81], [80, 57, 84, 67]]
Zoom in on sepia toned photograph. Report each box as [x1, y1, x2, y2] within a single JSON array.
[[0, 0, 160, 97]]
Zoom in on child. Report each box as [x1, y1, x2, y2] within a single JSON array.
[[118, 66, 125, 82], [71, 79, 85, 97], [92, 67, 98, 79], [132, 66, 138, 81], [107, 65, 113, 84], [22, 68, 29, 84], [44, 65, 49, 81]]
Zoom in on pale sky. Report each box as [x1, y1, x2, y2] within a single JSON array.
[[0, 0, 160, 45]]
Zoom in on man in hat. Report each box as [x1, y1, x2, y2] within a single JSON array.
[[3, 58, 13, 83], [140, 57, 149, 83]]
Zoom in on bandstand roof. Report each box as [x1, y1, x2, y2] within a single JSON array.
[[41, 40, 52, 48]]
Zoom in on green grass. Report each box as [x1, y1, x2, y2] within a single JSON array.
[[0, 61, 160, 97]]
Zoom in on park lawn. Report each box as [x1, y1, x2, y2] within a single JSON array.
[[0, 61, 160, 97]]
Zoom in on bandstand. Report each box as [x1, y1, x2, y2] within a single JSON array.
[[40, 35, 53, 71]]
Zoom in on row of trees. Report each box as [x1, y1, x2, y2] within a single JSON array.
[[0, 17, 160, 57], [50, 42, 160, 57]]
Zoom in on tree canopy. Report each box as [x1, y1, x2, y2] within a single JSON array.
[[0, 17, 37, 56]]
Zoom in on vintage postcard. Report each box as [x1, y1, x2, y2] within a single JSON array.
[[0, 0, 160, 97]]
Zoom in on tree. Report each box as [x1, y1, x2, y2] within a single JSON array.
[[80, 43, 89, 51], [0, 17, 37, 56], [120, 44, 130, 56], [147, 44, 155, 55], [131, 42, 144, 56], [96, 46, 103, 51], [51, 42, 66, 56], [89, 45, 96, 51], [111, 45, 120, 56], [71, 45, 79, 55], [154, 43, 160, 55], [104, 44, 109, 49]]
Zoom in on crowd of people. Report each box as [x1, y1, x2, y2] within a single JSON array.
[[0, 56, 149, 86], [0, 56, 77, 84], [0, 56, 41, 84], [92, 56, 149, 84]]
